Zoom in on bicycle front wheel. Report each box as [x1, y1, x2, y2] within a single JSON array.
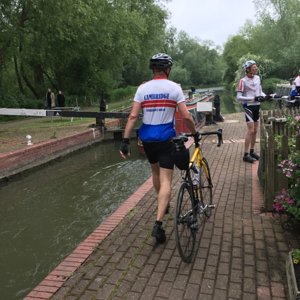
[[199, 157, 213, 217], [175, 182, 196, 263]]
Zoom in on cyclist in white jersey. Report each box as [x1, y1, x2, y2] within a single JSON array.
[[119, 53, 198, 243], [293, 70, 300, 94], [236, 60, 267, 163]]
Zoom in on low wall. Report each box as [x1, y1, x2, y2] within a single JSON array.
[[0, 128, 102, 181]]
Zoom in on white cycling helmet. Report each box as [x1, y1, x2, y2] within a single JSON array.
[[243, 60, 257, 71], [149, 53, 173, 70]]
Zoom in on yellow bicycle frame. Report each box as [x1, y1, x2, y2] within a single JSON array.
[[189, 146, 209, 178]]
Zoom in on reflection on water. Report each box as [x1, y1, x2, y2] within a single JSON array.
[[0, 140, 151, 300]]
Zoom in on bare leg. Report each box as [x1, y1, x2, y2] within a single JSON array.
[[150, 164, 173, 222], [150, 162, 160, 194], [250, 121, 258, 149], [244, 122, 255, 153]]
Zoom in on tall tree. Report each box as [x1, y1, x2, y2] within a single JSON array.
[[222, 35, 251, 84], [252, 0, 300, 77], [0, 0, 170, 99]]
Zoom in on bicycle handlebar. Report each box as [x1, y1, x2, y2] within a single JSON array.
[[173, 128, 223, 147], [201, 129, 223, 147], [266, 94, 300, 101]]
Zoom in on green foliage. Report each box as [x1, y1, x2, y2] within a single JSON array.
[[219, 90, 242, 114], [109, 86, 136, 102], [262, 77, 283, 94], [170, 65, 191, 86], [2, 0, 299, 108], [223, 0, 300, 88], [0, 0, 170, 101], [168, 32, 223, 86], [222, 35, 251, 84], [0, 95, 43, 109], [292, 249, 300, 264], [0, 96, 19, 109], [66, 95, 92, 107]]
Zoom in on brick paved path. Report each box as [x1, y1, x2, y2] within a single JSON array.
[[26, 113, 300, 300]]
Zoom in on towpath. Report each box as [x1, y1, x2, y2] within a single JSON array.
[[22, 112, 300, 299]]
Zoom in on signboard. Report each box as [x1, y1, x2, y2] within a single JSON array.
[[197, 102, 213, 112]]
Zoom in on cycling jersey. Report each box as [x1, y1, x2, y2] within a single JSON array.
[[134, 78, 185, 142], [236, 75, 265, 107], [294, 75, 300, 86]]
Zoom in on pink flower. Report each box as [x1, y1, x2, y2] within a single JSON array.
[[273, 201, 284, 212], [278, 160, 297, 177], [273, 188, 296, 213]]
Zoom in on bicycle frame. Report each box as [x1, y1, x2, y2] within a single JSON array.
[[190, 146, 209, 174], [174, 128, 222, 201], [182, 146, 204, 205]]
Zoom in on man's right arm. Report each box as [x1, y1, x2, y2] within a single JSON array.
[[236, 79, 255, 102], [177, 102, 196, 134], [120, 101, 141, 159], [123, 101, 140, 139]]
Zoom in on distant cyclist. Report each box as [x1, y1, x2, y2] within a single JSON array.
[[293, 70, 300, 95], [236, 60, 266, 163], [119, 53, 198, 243]]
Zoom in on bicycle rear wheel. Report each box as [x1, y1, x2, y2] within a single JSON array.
[[175, 182, 197, 263], [199, 157, 213, 217]]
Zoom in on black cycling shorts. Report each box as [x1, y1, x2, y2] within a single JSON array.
[[243, 105, 260, 123], [142, 140, 175, 169]]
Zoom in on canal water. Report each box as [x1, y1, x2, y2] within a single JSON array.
[[0, 140, 151, 300]]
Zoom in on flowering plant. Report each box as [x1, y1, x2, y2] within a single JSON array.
[[278, 159, 297, 178], [273, 115, 300, 221], [273, 188, 295, 213], [292, 249, 300, 265], [286, 115, 300, 136], [273, 164, 300, 220]]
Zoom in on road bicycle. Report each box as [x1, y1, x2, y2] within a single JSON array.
[[172, 129, 223, 263], [271, 95, 300, 109]]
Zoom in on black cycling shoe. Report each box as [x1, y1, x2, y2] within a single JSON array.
[[243, 154, 256, 163], [151, 223, 166, 244], [250, 152, 260, 160]]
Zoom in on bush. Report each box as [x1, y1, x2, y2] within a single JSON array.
[[220, 89, 242, 114], [262, 77, 284, 95], [109, 86, 136, 102], [66, 95, 90, 107], [0, 94, 43, 109], [0, 96, 19, 108], [19, 98, 44, 109]]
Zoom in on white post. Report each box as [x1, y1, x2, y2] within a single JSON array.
[[26, 135, 33, 146]]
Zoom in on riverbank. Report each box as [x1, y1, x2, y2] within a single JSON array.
[[0, 116, 125, 182], [0, 127, 102, 181]]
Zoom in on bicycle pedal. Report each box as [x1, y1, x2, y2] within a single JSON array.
[[190, 222, 199, 230], [197, 205, 205, 213], [208, 204, 216, 209]]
